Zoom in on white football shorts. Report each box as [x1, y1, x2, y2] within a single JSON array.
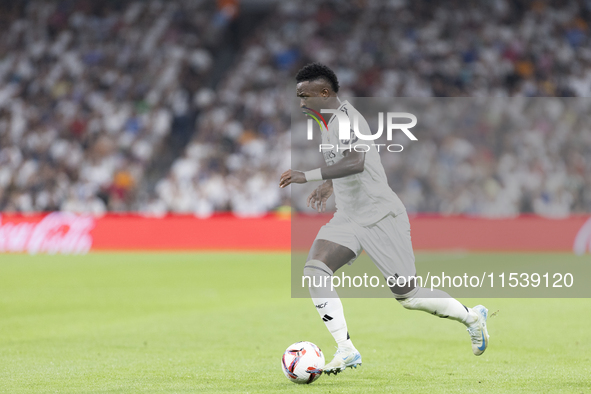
[[314, 210, 416, 279]]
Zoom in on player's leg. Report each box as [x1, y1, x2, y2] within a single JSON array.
[[362, 212, 489, 355], [304, 240, 362, 374], [394, 287, 489, 356], [305, 239, 354, 348], [304, 214, 363, 374]]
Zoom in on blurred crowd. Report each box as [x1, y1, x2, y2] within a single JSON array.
[[162, 0, 591, 217], [353, 98, 591, 217], [399, 98, 591, 217], [0, 0, 222, 213], [2, 0, 591, 216]]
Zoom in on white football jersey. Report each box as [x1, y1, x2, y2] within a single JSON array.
[[320, 100, 406, 226]]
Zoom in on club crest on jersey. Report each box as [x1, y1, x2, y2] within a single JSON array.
[[340, 129, 359, 145]]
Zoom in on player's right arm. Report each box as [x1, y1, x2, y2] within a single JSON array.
[[317, 149, 364, 179], [307, 180, 333, 212], [279, 148, 365, 189]]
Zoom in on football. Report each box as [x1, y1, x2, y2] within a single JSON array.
[[281, 341, 325, 384]]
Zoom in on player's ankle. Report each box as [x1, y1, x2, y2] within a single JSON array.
[[337, 338, 354, 349], [464, 309, 479, 326]]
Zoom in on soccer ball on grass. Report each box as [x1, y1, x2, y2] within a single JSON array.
[[281, 341, 325, 384]]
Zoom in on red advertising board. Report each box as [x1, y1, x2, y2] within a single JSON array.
[[0, 213, 291, 253], [0, 212, 590, 254], [292, 214, 591, 253]]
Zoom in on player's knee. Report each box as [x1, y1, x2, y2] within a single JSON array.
[[303, 259, 333, 278], [388, 281, 416, 298], [307, 252, 340, 273]]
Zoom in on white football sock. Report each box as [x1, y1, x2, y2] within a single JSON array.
[[396, 287, 477, 326], [303, 260, 352, 347]]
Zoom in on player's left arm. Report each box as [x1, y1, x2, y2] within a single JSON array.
[[279, 150, 365, 188]]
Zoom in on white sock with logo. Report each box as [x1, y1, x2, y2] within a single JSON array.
[[303, 260, 353, 349], [396, 287, 477, 326]]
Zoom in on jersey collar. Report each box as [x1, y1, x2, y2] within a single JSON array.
[[327, 98, 348, 126]]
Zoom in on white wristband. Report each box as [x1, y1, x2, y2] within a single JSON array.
[[304, 168, 323, 182]]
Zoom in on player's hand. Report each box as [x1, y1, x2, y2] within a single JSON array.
[[306, 180, 333, 212], [279, 169, 306, 188]]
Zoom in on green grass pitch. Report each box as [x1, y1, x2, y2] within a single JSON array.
[[0, 252, 590, 393]]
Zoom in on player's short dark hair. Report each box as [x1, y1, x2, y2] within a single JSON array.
[[295, 62, 339, 93]]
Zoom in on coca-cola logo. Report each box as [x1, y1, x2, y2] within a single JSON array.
[[0, 213, 95, 254]]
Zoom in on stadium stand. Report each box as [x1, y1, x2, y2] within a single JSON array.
[[1, 0, 591, 216], [159, 0, 591, 217], [0, 0, 224, 213]]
